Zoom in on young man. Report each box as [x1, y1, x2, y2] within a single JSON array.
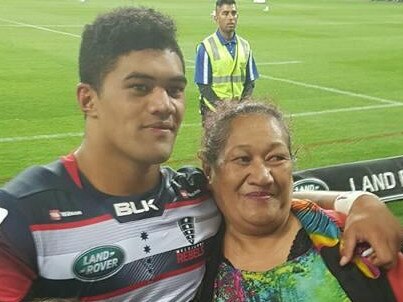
[[194, 0, 259, 120], [0, 7, 218, 301], [0, 6, 400, 302]]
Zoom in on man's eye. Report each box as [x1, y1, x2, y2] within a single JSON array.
[[167, 86, 185, 98], [130, 84, 149, 93]]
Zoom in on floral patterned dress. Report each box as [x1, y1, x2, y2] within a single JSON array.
[[212, 200, 379, 302]]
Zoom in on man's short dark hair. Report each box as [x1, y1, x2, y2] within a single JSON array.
[[79, 7, 184, 92], [216, 0, 236, 7]]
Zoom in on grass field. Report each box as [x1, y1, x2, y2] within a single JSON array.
[[0, 0, 402, 222]]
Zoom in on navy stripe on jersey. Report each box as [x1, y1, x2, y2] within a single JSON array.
[[1, 158, 220, 300]]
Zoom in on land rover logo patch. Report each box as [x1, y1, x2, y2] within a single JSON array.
[[293, 178, 330, 192], [73, 245, 125, 281]]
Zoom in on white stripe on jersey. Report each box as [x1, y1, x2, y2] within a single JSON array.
[[89, 264, 204, 302], [34, 198, 220, 279]]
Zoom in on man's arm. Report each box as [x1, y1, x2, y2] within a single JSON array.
[[194, 43, 222, 110], [293, 190, 340, 209], [197, 84, 221, 108], [240, 49, 258, 101], [0, 245, 35, 302], [294, 190, 402, 269], [240, 80, 255, 101], [0, 192, 37, 301]]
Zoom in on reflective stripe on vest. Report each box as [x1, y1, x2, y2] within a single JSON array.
[[202, 33, 250, 101]]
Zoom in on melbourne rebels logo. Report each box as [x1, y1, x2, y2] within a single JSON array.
[[178, 217, 195, 244]]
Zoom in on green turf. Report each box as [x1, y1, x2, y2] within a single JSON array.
[[1, 0, 402, 222]]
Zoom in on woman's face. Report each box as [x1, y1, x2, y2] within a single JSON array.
[[207, 114, 293, 235]]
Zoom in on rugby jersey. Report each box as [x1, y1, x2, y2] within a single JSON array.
[[0, 155, 221, 301]]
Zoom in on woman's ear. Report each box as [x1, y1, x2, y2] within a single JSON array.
[[76, 83, 98, 118], [202, 163, 213, 187]]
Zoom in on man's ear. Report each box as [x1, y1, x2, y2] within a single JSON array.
[[213, 8, 218, 22], [76, 83, 98, 118]]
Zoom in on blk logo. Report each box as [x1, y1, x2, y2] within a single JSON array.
[[113, 199, 159, 216]]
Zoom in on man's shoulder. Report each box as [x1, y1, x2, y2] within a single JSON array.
[[162, 166, 206, 184], [1, 159, 68, 199], [236, 34, 250, 45], [161, 166, 209, 199], [202, 32, 218, 43]]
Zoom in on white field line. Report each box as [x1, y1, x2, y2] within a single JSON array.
[[299, 21, 403, 26], [2, 21, 403, 27], [1, 18, 402, 143], [260, 75, 401, 105], [0, 18, 81, 38], [287, 102, 403, 117], [0, 21, 295, 67], [0, 132, 83, 143], [0, 24, 83, 27], [4, 17, 395, 106], [257, 61, 302, 65], [2, 103, 403, 144], [184, 58, 302, 66]]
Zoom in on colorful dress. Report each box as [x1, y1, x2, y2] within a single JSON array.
[[209, 200, 397, 302]]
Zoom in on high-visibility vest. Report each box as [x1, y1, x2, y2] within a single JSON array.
[[202, 33, 250, 109]]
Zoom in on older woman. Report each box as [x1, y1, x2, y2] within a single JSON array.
[[198, 101, 402, 301]]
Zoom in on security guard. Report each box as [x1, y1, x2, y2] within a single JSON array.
[[194, 0, 259, 121]]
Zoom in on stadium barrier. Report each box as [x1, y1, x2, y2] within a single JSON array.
[[292, 155, 403, 203]]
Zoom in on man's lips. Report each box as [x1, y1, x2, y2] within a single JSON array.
[[144, 122, 175, 131]]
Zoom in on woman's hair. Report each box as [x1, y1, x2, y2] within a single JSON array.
[[199, 100, 291, 166]]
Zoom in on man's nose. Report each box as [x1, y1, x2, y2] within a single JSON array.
[[148, 87, 174, 117]]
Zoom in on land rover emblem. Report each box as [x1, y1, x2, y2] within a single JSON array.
[[73, 245, 125, 281], [293, 178, 330, 192]]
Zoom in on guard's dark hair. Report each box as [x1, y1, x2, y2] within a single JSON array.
[[79, 7, 184, 92], [216, 0, 236, 7]]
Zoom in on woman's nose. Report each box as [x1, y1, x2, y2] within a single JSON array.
[[248, 161, 274, 186]]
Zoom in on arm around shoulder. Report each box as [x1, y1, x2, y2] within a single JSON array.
[[293, 190, 402, 268]]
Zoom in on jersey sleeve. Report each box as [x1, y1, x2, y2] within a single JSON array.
[[0, 191, 37, 301]]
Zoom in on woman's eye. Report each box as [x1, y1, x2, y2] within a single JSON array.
[[233, 156, 250, 165], [267, 155, 290, 165], [130, 84, 149, 93]]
